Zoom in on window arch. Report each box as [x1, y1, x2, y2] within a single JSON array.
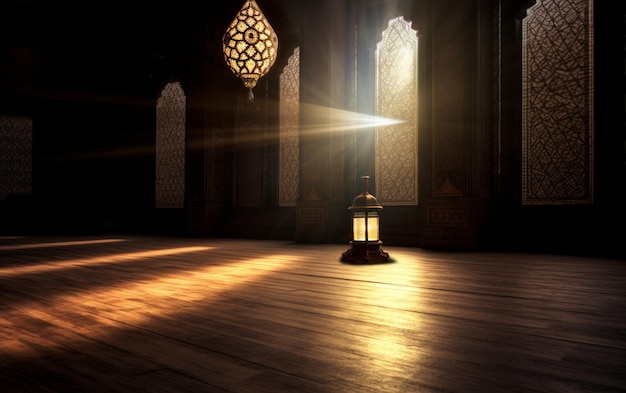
[[375, 17, 419, 206], [155, 82, 186, 208], [279, 47, 300, 207]]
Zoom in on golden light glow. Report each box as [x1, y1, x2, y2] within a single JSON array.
[[4, 252, 296, 356], [352, 214, 380, 242], [0, 246, 211, 277], [57, 255, 295, 326], [340, 262, 424, 376], [223, 0, 278, 95], [353, 215, 366, 241], [0, 238, 126, 251], [39, 103, 404, 159], [226, 103, 404, 146], [367, 215, 379, 241], [300, 103, 405, 135]]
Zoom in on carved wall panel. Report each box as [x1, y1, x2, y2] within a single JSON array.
[[0, 115, 32, 200], [279, 47, 300, 207], [522, 0, 594, 204], [156, 82, 186, 208]]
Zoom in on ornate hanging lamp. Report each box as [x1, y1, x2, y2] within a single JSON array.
[[222, 0, 278, 101]]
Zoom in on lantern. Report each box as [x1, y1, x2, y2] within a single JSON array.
[[341, 176, 390, 263], [222, 0, 278, 101]]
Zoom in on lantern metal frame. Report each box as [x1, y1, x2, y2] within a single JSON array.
[[341, 176, 390, 263]]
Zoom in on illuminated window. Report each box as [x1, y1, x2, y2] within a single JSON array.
[[0, 115, 32, 201], [279, 47, 300, 207], [522, 0, 594, 204], [375, 17, 418, 206], [156, 82, 186, 208]]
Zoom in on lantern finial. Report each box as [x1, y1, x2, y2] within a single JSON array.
[[361, 175, 370, 194], [223, 0, 278, 101]]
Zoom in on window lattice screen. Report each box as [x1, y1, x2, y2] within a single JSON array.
[[279, 47, 300, 207], [375, 17, 418, 206], [0, 115, 32, 201], [156, 82, 186, 208], [522, 0, 594, 205]]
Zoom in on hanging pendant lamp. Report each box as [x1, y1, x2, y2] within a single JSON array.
[[222, 0, 278, 101]]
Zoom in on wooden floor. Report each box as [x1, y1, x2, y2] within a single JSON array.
[[0, 235, 625, 393]]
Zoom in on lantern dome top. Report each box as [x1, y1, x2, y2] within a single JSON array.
[[349, 193, 382, 209], [349, 176, 383, 210]]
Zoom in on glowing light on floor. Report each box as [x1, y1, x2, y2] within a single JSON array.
[[67, 254, 297, 325], [4, 252, 297, 355], [0, 246, 212, 277], [0, 238, 127, 251], [337, 259, 424, 371]]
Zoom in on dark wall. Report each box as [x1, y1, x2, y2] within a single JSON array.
[[489, 0, 626, 256], [1, 0, 624, 256], [0, 0, 201, 234]]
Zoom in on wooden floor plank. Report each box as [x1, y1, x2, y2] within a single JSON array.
[[1, 235, 625, 392]]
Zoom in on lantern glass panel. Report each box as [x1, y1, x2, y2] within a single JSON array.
[[353, 212, 366, 241], [367, 212, 379, 241]]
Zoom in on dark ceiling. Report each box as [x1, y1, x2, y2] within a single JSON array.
[[0, 0, 301, 99]]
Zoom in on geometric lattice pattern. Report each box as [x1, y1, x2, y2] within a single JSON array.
[[375, 17, 418, 205], [222, 0, 278, 92], [0, 115, 32, 201], [522, 0, 594, 205], [156, 82, 186, 208], [279, 47, 300, 207]]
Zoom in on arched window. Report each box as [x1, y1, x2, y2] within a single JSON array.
[[0, 115, 32, 201], [279, 47, 300, 207], [522, 0, 594, 204], [375, 17, 419, 206], [155, 82, 186, 208]]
